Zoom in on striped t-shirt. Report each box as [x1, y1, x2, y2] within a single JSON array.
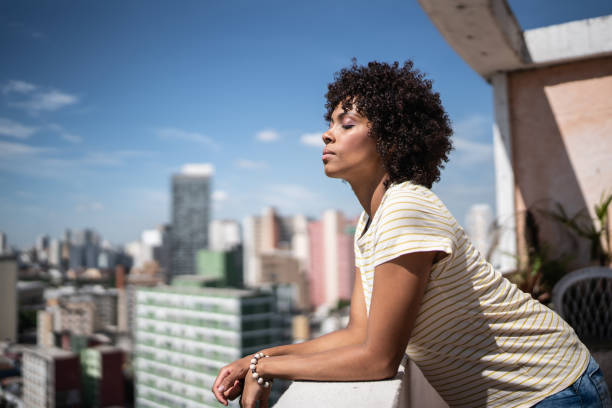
[[354, 181, 589, 408]]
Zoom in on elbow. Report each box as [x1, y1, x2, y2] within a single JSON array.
[[360, 347, 402, 380]]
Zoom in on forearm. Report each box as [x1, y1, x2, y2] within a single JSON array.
[[257, 343, 399, 382], [259, 326, 364, 357]]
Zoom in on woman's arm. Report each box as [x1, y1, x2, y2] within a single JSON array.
[[212, 266, 368, 405], [261, 266, 369, 356], [255, 250, 435, 381]]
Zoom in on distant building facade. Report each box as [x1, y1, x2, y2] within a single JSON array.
[[170, 164, 213, 279], [134, 285, 283, 407], [0, 256, 17, 342], [209, 219, 242, 252], [81, 346, 125, 408], [465, 204, 495, 261], [308, 210, 356, 309], [22, 347, 81, 408], [243, 208, 310, 310]]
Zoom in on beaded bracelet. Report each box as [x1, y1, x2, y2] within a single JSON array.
[[249, 352, 273, 388]]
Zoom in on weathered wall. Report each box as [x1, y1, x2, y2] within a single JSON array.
[[509, 56, 612, 267]]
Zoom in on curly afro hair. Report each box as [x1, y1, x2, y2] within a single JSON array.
[[324, 60, 453, 189]]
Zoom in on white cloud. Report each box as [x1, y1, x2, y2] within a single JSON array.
[[0, 140, 52, 156], [80, 150, 156, 167], [2, 80, 37, 94], [451, 114, 493, 165], [0, 118, 38, 139], [181, 163, 215, 176], [453, 114, 489, 140], [212, 190, 229, 202], [260, 184, 318, 212], [452, 138, 493, 165], [300, 132, 324, 148], [235, 159, 267, 170], [47, 123, 82, 143], [61, 133, 82, 143], [11, 89, 79, 113], [157, 127, 218, 149], [76, 201, 105, 213], [256, 129, 280, 142]]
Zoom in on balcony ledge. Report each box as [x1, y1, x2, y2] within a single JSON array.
[[274, 360, 448, 408]]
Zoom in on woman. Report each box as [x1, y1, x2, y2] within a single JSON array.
[[213, 61, 611, 407]]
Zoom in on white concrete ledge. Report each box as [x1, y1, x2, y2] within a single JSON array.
[[524, 15, 612, 66], [274, 371, 406, 408], [273, 360, 448, 408]]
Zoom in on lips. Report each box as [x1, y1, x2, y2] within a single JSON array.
[[322, 148, 335, 161]]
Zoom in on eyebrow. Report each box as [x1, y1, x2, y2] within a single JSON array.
[[330, 111, 358, 124]]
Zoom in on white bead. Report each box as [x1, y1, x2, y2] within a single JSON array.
[[257, 377, 264, 384], [252, 372, 259, 379], [249, 364, 256, 370], [257, 353, 263, 358], [251, 358, 257, 364], [263, 381, 270, 388]]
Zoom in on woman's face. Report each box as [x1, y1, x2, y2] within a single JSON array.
[[322, 103, 382, 182]]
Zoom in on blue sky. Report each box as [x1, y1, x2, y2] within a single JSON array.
[[1, 1, 611, 249]]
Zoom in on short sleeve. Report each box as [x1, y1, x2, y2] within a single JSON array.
[[372, 188, 456, 269]]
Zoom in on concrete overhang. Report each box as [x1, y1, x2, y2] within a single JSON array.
[[418, 0, 612, 80]]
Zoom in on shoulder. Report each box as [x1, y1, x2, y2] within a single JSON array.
[[380, 181, 450, 221]]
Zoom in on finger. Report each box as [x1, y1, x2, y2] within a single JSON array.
[[220, 370, 241, 392], [224, 380, 243, 400], [212, 368, 231, 405]]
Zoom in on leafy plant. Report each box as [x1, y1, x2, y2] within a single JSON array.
[[546, 192, 612, 266], [510, 209, 571, 303]]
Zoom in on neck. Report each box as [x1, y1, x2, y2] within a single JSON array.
[[348, 169, 389, 218]]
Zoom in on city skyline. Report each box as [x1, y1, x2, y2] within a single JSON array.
[[2, 1, 611, 249]]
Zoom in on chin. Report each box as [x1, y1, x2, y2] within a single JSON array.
[[323, 165, 341, 179]]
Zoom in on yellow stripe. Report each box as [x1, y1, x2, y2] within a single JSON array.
[[358, 242, 453, 269], [379, 201, 453, 222], [418, 300, 536, 384], [355, 238, 452, 263], [448, 312, 564, 405], [411, 280, 510, 344]]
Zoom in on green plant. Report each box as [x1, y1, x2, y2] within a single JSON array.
[[510, 209, 571, 303], [546, 192, 612, 266]]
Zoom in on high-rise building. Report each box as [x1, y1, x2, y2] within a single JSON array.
[[0, 256, 17, 342], [124, 274, 163, 336], [48, 238, 62, 268], [134, 284, 283, 407], [80, 346, 125, 408], [243, 208, 310, 287], [0, 232, 8, 255], [308, 210, 356, 309], [209, 219, 241, 252], [36, 234, 50, 263], [152, 224, 172, 278], [465, 204, 495, 260], [67, 228, 101, 270], [195, 249, 242, 287], [37, 310, 54, 347], [22, 347, 81, 408], [170, 164, 213, 280]]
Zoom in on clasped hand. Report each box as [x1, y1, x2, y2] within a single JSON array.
[[212, 356, 271, 407]]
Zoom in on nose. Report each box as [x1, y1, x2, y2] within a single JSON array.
[[322, 129, 334, 145]]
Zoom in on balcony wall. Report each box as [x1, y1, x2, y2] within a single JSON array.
[[274, 359, 448, 408]]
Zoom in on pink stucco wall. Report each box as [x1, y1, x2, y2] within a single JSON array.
[[508, 56, 612, 266]]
